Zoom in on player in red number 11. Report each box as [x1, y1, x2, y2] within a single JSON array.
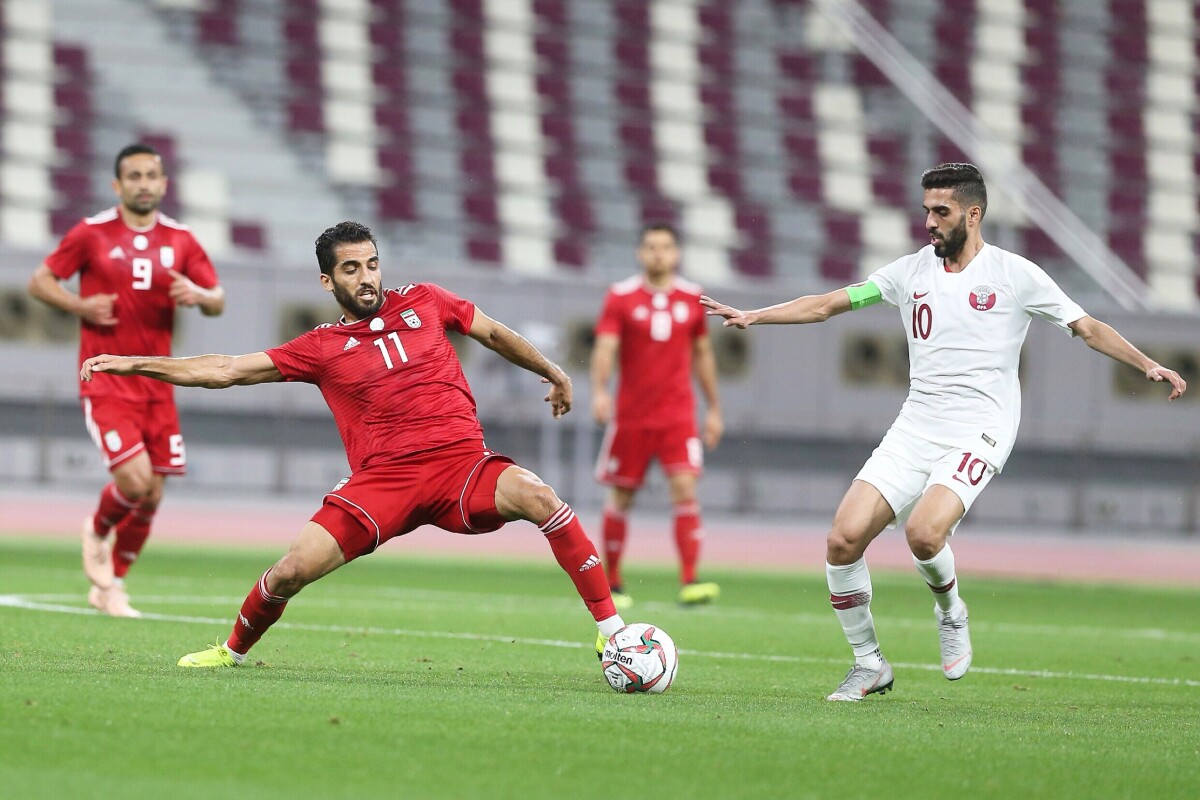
[[701, 163, 1186, 701], [81, 221, 625, 668]]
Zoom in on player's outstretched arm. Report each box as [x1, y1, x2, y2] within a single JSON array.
[[81, 351, 283, 389], [700, 287, 854, 328], [1069, 316, 1187, 400], [468, 307, 573, 418]]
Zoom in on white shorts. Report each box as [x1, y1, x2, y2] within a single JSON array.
[[854, 426, 997, 531]]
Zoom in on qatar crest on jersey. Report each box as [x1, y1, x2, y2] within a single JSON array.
[[969, 285, 997, 311], [401, 308, 422, 329]]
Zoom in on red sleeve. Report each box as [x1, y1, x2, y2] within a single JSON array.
[[692, 295, 709, 340], [265, 328, 323, 383], [180, 233, 219, 289], [424, 284, 475, 334], [594, 290, 622, 336], [43, 221, 91, 279]]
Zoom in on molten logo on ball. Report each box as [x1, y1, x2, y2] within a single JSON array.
[[600, 623, 679, 694]]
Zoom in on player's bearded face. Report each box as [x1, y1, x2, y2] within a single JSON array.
[[638, 231, 681, 279], [114, 153, 167, 216], [331, 273, 383, 319], [930, 212, 968, 260]]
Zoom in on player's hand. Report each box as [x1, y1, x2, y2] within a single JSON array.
[[80, 293, 119, 326], [703, 407, 724, 449], [80, 354, 132, 382], [1147, 365, 1187, 401], [700, 295, 752, 329], [166, 269, 203, 306], [543, 374, 573, 419], [591, 391, 612, 425]]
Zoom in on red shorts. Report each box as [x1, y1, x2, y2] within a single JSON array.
[[312, 442, 515, 561], [594, 421, 702, 489], [82, 396, 186, 475]]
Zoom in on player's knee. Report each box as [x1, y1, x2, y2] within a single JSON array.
[[517, 476, 562, 522], [115, 474, 152, 502], [268, 556, 317, 598], [826, 526, 864, 565], [904, 521, 945, 561]]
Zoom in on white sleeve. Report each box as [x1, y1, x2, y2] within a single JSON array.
[[866, 254, 912, 308], [1011, 257, 1087, 333]]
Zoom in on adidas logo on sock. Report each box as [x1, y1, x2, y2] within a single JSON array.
[[578, 555, 600, 572], [239, 614, 254, 631], [343, 337, 361, 351]]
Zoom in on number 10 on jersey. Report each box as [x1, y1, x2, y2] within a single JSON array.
[[373, 332, 409, 369]]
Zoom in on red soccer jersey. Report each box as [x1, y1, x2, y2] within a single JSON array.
[[594, 274, 708, 428], [266, 284, 484, 471], [44, 207, 219, 401]]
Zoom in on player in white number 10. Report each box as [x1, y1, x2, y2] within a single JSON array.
[[701, 163, 1187, 701]]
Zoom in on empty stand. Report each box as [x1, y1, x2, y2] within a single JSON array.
[[0, 0, 1194, 306]]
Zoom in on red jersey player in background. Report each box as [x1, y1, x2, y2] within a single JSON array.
[[28, 143, 224, 618], [81, 221, 625, 668], [590, 223, 723, 608]]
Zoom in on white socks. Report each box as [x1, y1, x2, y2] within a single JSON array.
[[598, 615, 625, 639], [223, 640, 248, 664], [913, 544, 964, 617], [826, 558, 881, 669]]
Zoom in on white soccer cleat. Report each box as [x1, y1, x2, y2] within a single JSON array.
[[81, 516, 114, 590], [937, 603, 972, 680], [87, 585, 108, 612], [826, 653, 894, 701], [103, 584, 142, 618]]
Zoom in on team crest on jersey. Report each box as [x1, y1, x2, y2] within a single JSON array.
[[401, 308, 422, 329], [104, 429, 122, 453], [160, 246, 175, 268], [969, 285, 997, 311]]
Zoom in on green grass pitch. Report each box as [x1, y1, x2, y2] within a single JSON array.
[[2, 537, 1197, 799]]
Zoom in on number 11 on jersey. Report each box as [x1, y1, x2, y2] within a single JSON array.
[[373, 332, 409, 369]]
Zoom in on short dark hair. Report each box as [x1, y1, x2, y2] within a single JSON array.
[[921, 163, 988, 219], [114, 144, 162, 178], [640, 222, 679, 244], [315, 221, 379, 275]]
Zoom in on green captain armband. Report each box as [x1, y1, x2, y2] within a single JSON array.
[[844, 280, 882, 310]]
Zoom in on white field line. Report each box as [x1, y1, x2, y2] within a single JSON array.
[[13, 591, 1200, 646], [2, 594, 1197, 689]]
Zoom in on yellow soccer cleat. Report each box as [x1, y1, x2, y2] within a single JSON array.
[[595, 630, 608, 660], [678, 581, 720, 606], [178, 643, 239, 668], [610, 589, 633, 611]]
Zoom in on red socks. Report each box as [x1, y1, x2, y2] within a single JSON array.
[[601, 505, 628, 588], [93, 482, 138, 537], [227, 569, 289, 655], [673, 501, 702, 585], [540, 504, 617, 622], [112, 508, 155, 578]]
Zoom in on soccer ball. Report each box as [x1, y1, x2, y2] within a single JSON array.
[[600, 623, 678, 694]]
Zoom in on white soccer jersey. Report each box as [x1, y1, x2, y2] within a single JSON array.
[[868, 243, 1086, 471]]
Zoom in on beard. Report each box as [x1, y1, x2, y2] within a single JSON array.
[[931, 216, 968, 260], [332, 281, 382, 320], [122, 195, 160, 215]]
